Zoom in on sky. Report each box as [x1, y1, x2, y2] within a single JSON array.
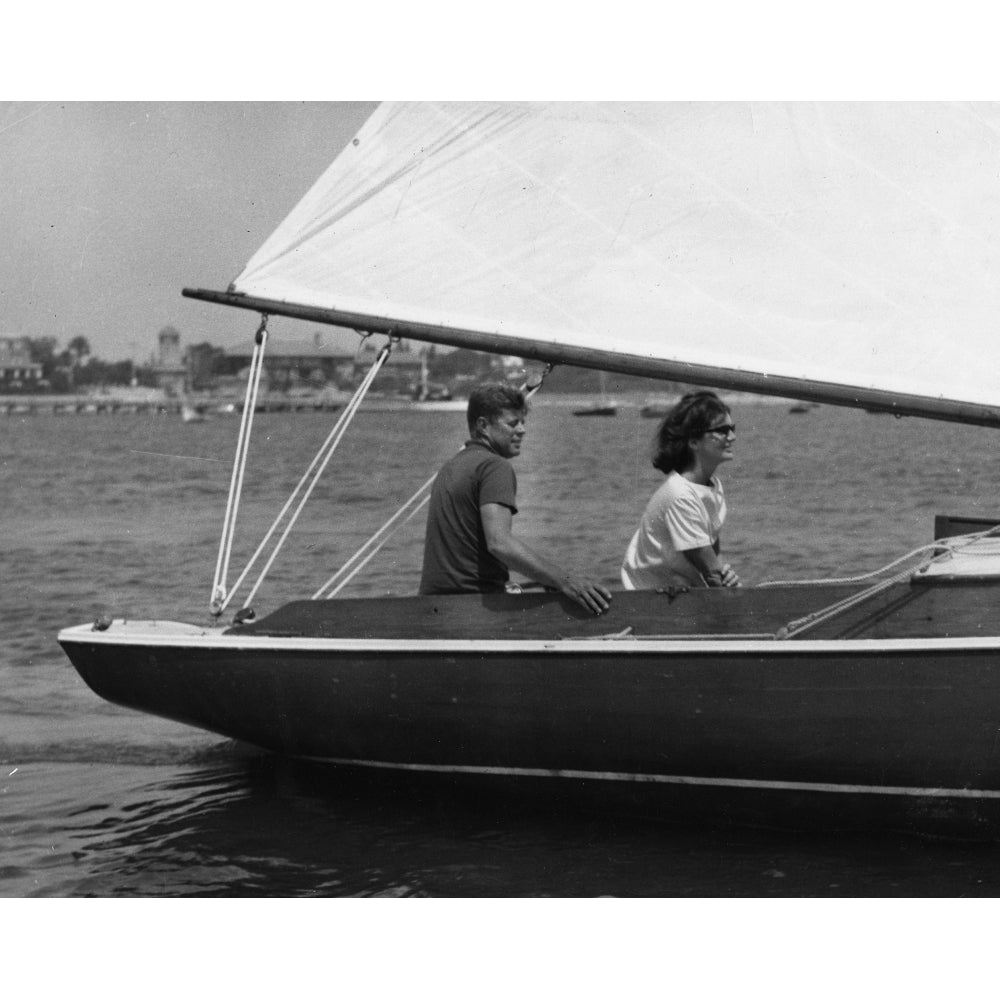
[[1, 102, 378, 362], [0, 10, 988, 367]]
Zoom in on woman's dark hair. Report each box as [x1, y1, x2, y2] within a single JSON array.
[[651, 390, 730, 473], [467, 381, 527, 432]]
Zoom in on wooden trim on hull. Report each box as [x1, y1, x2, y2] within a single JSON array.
[[300, 755, 1000, 801], [57, 625, 1000, 655]]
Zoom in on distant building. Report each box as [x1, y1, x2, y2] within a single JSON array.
[[355, 337, 423, 393], [0, 336, 44, 390], [223, 330, 423, 394], [151, 327, 187, 397]]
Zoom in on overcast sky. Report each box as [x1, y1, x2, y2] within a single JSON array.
[[1, 102, 377, 361]]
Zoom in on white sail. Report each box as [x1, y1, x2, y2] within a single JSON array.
[[226, 102, 1000, 422]]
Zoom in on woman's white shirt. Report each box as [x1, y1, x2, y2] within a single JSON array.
[[621, 471, 727, 589]]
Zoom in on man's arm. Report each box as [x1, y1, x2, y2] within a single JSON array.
[[480, 503, 612, 614]]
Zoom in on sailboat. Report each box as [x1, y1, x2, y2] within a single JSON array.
[[58, 103, 1000, 836], [640, 397, 674, 419], [180, 400, 207, 423]]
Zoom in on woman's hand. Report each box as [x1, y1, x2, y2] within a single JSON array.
[[703, 562, 740, 587], [684, 546, 741, 588]]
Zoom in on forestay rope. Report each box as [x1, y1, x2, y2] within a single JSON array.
[[211, 314, 269, 616], [210, 325, 393, 617]]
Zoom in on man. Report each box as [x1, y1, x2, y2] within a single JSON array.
[[419, 381, 612, 615]]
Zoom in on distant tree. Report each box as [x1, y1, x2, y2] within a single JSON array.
[[67, 335, 91, 366], [431, 348, 496, 382], [48, 368, 73, 393], [132, 364, 160, 389], [27, 337, 59, 379], [74, 358, 134, 388], [18, 335, 141, 392], [186, 341, 226, 390]]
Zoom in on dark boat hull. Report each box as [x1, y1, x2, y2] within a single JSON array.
[[59, 581, 1000, 836]]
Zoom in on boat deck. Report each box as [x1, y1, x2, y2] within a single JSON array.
[[227, 577, 1000, 643]]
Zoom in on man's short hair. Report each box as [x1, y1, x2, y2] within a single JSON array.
[[467, 381, 527, 432]]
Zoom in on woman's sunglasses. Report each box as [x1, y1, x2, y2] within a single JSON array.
[[705, 423, 736, 437]]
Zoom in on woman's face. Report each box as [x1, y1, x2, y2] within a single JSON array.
[[692, 411, 735, 468]]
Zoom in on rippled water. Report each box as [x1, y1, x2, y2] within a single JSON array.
[[5, 397, 1000, 896]]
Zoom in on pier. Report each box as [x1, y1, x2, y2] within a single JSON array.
[[0, 393, 346, 416]]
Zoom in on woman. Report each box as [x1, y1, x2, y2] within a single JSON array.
[[621, 390, 740, 590]]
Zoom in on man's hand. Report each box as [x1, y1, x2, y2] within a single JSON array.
[[560, 577, 613, 615], [481, 503, 613, 615]]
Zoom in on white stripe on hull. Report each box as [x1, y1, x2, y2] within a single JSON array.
[[56, 622, 1000, 656], [302, 756, 1000, 800]]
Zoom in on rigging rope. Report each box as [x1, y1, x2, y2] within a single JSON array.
[[603, 527, 1000, 643], [312, 476, 434, 599], [211, 315, 269, 616], [768, 526, 1000, 639], [758, 526, 1000, 589], [219, 339, 393, 616], [412, 521, 999, 643], [213, 340, 998, 635]]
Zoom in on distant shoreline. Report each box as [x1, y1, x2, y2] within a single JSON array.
[[0, 389, 804, 417]]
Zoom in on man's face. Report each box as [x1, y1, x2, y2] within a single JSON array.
[[477, 407, 526, 459]]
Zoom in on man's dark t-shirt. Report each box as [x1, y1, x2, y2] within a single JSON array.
[[419, 441, 518, 594]]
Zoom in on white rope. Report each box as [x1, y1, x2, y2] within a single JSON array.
[[313, 479, 435, 600], [758, 526, 1000, 589], [223, 342, 392, 614], [584, 529, 1000, 644], [771, 527, 1000, 639], [777, 565, 918, 639], [210, 318, 268, 615]]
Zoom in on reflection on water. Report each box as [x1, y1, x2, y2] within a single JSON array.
[[5, 749, 999, 898]]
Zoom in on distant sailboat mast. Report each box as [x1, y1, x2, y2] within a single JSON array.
[[573, 369, 618, 417]]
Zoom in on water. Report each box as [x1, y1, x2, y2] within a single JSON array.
[[6, 397, 1000, 897]]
